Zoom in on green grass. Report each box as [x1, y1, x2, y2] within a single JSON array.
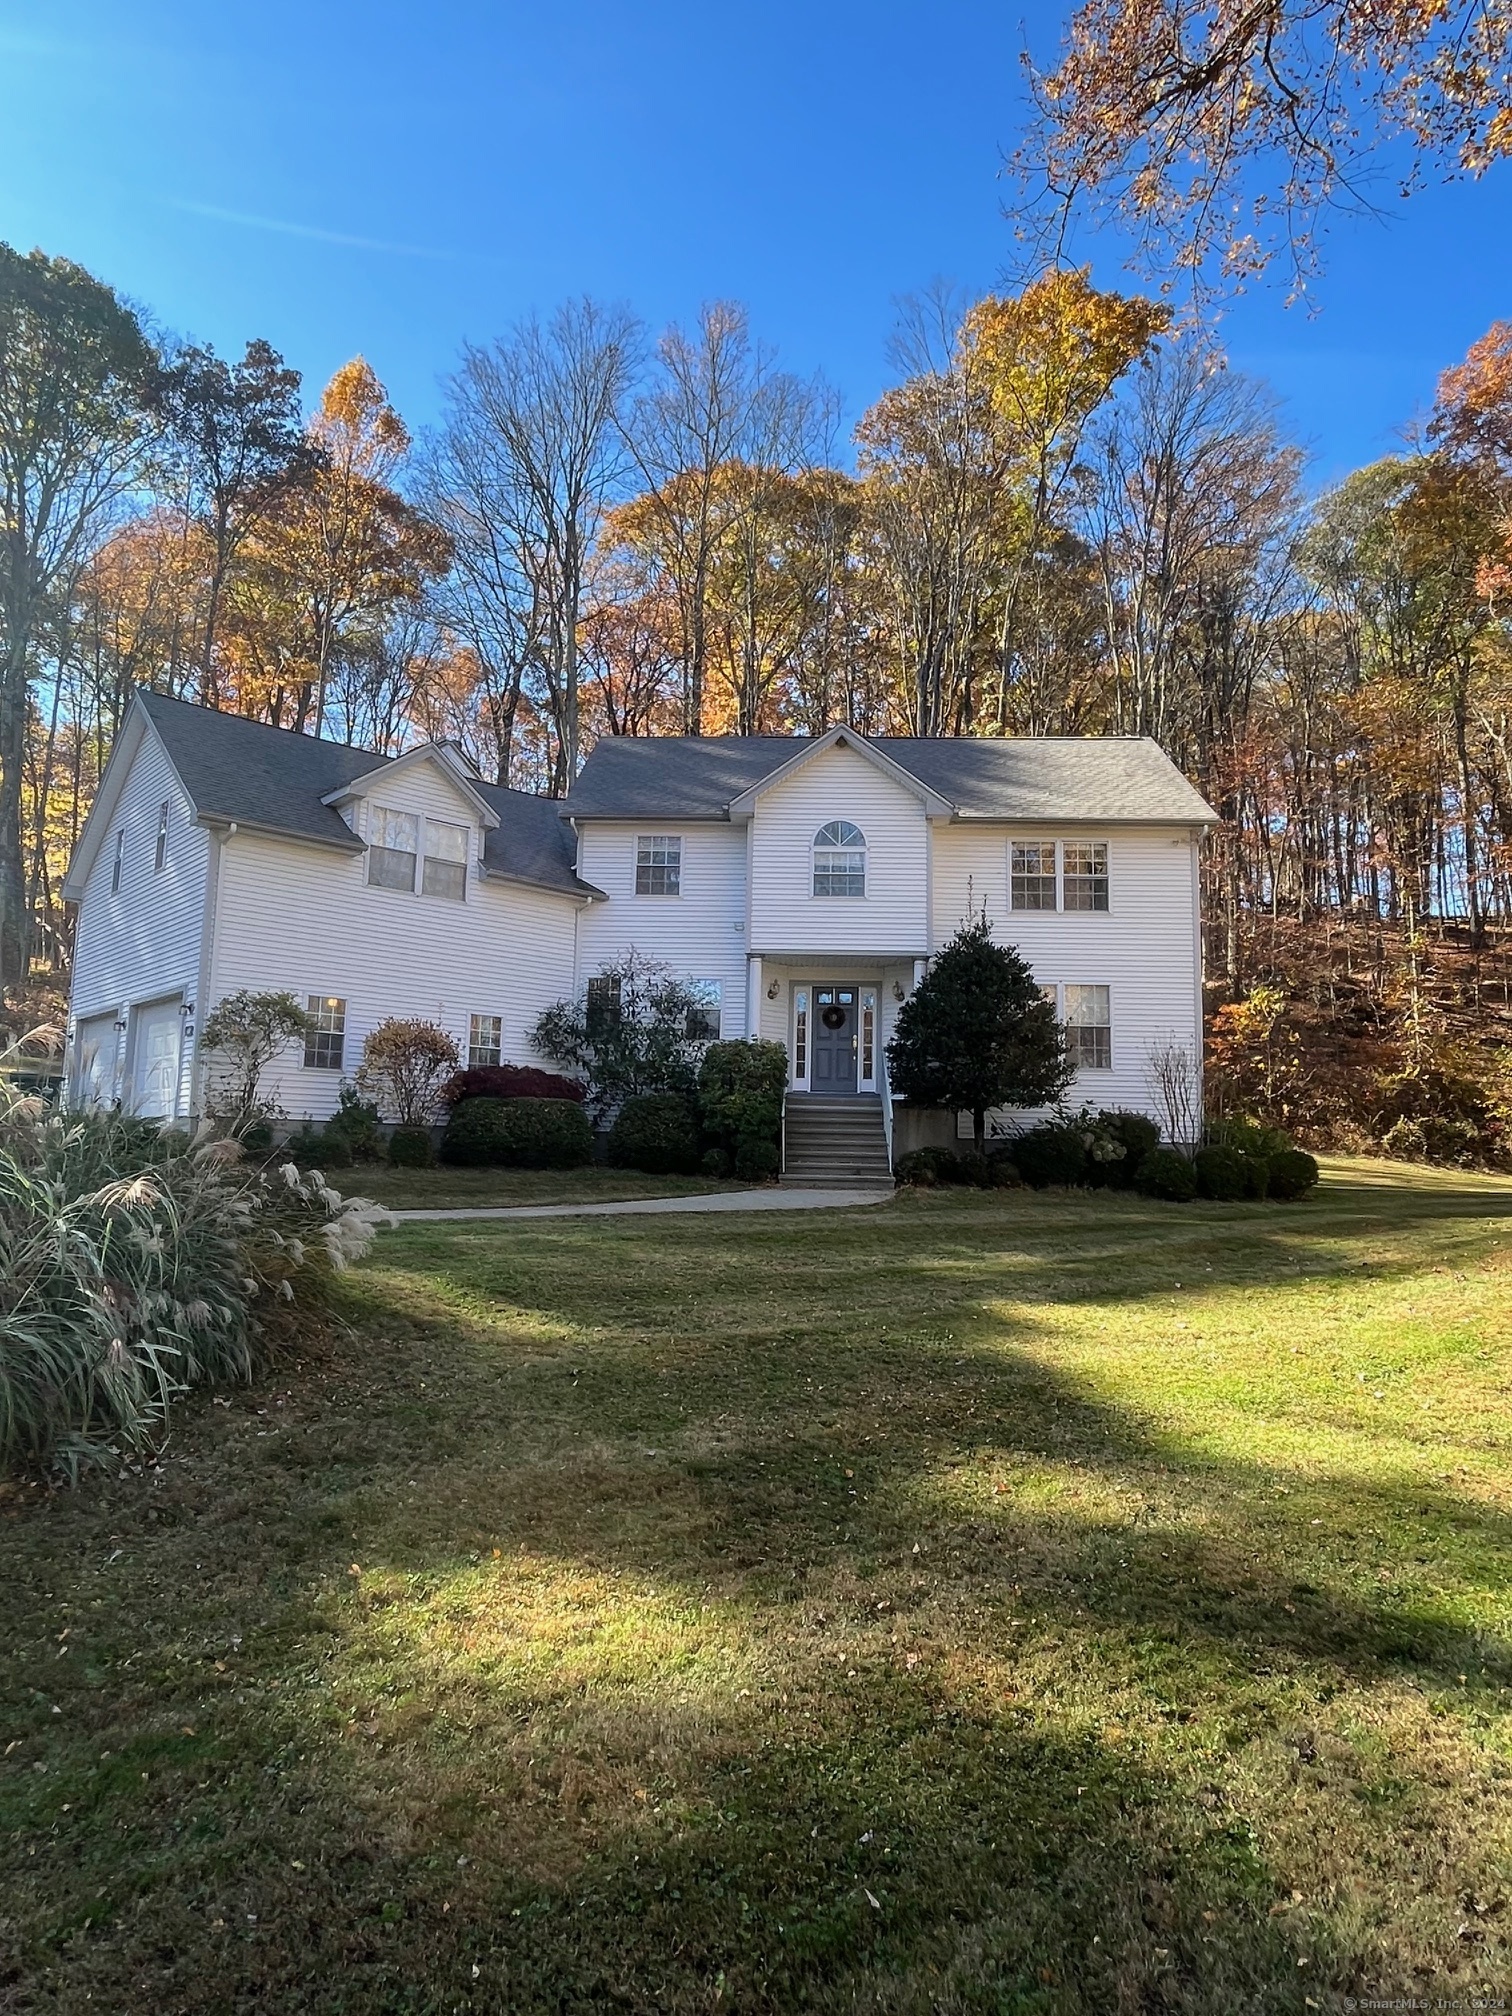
[[3, 1156, 1511, 2013], [332, 1162, 742, 1210]]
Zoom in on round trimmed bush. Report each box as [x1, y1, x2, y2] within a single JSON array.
[[1012, 1125, 1088, 1188], [1088, 1109, 1161, 1188], [1135, 1147, 1197, 1201], [734, 1137, 780, 1182], [1267, 1147, 1320, 1201], [1238, 1152, 1271, 1200], [440, 1096, 508, 1166], [607, 1093, 701, 1174], [702, 1145, 732, 1178], [387, 1124, 434, 1169], [895, 1147, 948, 1187], [1194, 1143, 1248, 1201]]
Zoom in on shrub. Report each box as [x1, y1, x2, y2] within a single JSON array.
[[1207, 1115, 1292, 1160], [310, 1129, 353, 1169], [440, 1096, 592, 1170], [894, 1145, 1020, 1188], [1085, 1109, 1161, 1188], [440, 1064, 586, 1107], [199, 989, 308, 1125], [895, 1147, 959, 1187], [1135, 1147, 1198, 1201], [701, 1145, 732, 1178], [734, 1137, 780, 1183], [1267, 1147, 1320, 1201], [387, 1124, 434, 1168], [325, 1082, 384, 1160], [1194, 1143, 1248, 1201], [1012, 1124, 1088, 1188], [1239, 1152, 1271, 1200], [0, 1078, 390, 1479], [356, 1019, 460, 1128], [532, 953, 711, 1117], [698, 1040, 786, 1174], [607, 1094, 701, 1174]]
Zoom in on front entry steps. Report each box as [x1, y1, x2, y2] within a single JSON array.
[[782, 1094, 893, 1188]]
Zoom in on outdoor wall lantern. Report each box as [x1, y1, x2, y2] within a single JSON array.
[[892, 980, 907, 1001], [766, 980, 780, 999], [113, 1016, 128, 1032]]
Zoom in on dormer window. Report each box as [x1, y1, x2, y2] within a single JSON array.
[[423, 818, 469, 900], [813, 822, 865, 898], [369, 807, 418, 891]]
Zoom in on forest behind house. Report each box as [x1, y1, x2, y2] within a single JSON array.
[[7, 247, 1512, 1165]]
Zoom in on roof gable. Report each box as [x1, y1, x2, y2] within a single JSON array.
[[321, 743, 501, 831], [67, 691, 596, 901], [727, 727, 953, 820]]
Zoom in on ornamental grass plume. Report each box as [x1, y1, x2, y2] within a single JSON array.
[[0, 1028, 392, 1480]]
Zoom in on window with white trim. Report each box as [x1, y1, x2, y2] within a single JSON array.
[[686, 980, 721, 1043], [111, 827, 125, 895], [1063, 984, 1112, 1070], [369, 807, 418, 891], [587, 974, 622, 1033], [468, 1013, 502, 1068], [423, 817, 469, 900], [1063, 841, 1109, 911], [635, 835, 681, 896], [1011, 841, 1057, 910], [154, 800, 170, 873], [813, 821, 865, 897], [304, 996, 346, 1070]]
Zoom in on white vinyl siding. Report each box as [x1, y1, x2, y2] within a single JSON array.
[[68, 722, 209, 1118], [575, 821, 750, 1035], [204, 753, 578, 1122], [748, 743, 928, 956], [934, 822, 1201, 1135]]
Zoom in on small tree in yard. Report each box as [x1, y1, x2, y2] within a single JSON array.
[[356, 1019, 461, 1126], [531, 952, 709, 1118], [199, 989, 309, 1126], [887, 915, 1073, 1156]]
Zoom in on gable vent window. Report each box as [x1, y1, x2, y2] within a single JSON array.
[[423, 818, 469, 901], [468, 1013, 502, 1068], [304, 996, 346, 1071], [154, 801, 170, 873], [111, 827, 125, 895], [635, 835, 681, 896], [1063, 842, 1109, 912], [1063, 984, 1112, 1070], [813, 821, 866, 897], [1011, 842, 1057, 910], [369, 807, 418, 891]]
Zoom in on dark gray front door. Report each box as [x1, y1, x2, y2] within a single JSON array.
[[810, 984, 859, 1094]]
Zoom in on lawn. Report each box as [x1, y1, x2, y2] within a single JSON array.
[[331, 1162, 742, 1211], [3, 1158, 1511, 2013]]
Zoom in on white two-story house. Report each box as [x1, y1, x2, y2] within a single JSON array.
[[63, 692, 1216, 1177]]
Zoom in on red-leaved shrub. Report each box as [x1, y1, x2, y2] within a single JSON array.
[[441, 1064, 587, 1106]]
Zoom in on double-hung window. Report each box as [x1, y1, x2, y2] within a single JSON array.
[[685, 980, 721, 1043], [154, 801, 170, 873], [1063, 842, 1109, 912], [813, 822, 866, 897], [423, 818, 469, 900], [468, 1013, 502, 1068], [1010, 842, 1057, 910], [304, 996, 346, 1070], [369, 807, 418, 891], [587, 974, 622, 1033], [635, 835, 681, 896], [1063, 985, 1112, 1070]]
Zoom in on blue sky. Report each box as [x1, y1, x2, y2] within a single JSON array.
[[2, 0, 1508, 488]]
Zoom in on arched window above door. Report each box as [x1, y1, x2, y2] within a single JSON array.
[[812, 821, 866, 897]]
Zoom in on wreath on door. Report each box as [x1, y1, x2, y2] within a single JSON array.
[[820, 1003, 847, 1030]]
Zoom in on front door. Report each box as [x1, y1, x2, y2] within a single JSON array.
[[810, 984, 859, 1094], [130, 998, 182, 1120]]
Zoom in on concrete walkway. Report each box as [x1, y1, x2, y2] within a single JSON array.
[[391, 1186, 894, 1224]]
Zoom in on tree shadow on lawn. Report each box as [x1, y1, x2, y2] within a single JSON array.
[[6, 1178, 1510, 2013]]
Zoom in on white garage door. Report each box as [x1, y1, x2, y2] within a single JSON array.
[[131, 999, 182, 1120], [73, 1012, 119, 1110]]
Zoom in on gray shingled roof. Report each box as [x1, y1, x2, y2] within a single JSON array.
[[564, 731, 1216, 824], [136, 691, 593, 898]]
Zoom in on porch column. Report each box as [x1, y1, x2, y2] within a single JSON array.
[[912, 958, 927, 992], [746, 955, 764, 1039]]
